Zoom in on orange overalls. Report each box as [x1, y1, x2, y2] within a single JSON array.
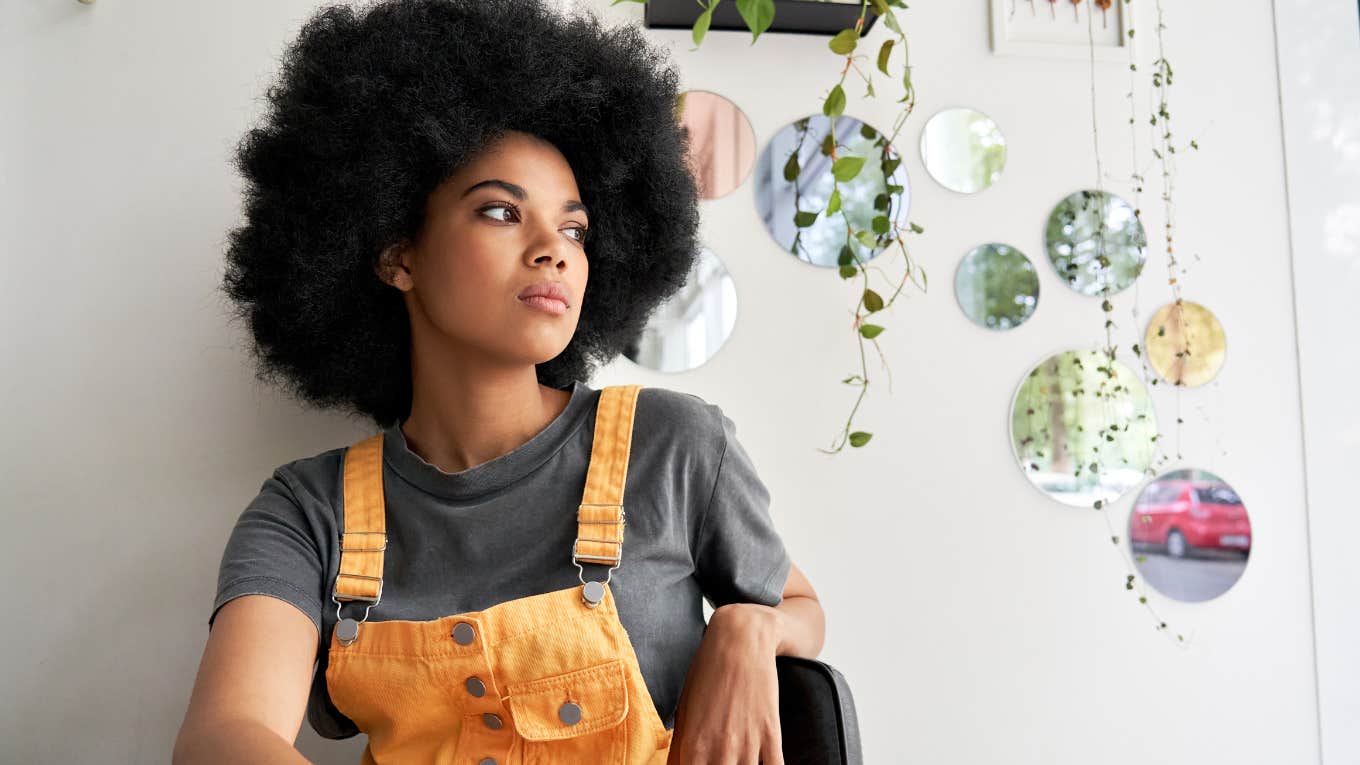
[[325, 384, 675, 765]]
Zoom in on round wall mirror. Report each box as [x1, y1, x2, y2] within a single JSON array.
[[624, 246, 737, 373], [1145, 300, 1227, 387], [676, 90, 757, 200], [920, 107, 1007, 193], [1043, 190, 1147, 296], [1129, 468, 1251, 602], [755, 114, 910, 268], [1010, 349, 1159, 507], [954, 243, 1039, 330]]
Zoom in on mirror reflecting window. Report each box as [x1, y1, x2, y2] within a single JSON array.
[[1043, 189, 1147, 296], [677, 90, 757, 200], [624, 246, 737, 373], [1010, 349, 1158, 507], [1145, 300, 1227, 387], [755, 114, 910, 268], [1129, 468, 1251, 602], [919, 107, 1007, 193], [955, 243, 1039, 330]]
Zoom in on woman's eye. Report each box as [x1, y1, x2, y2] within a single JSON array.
[[480, 203, 586, 245], [479, 203, 516, 222]]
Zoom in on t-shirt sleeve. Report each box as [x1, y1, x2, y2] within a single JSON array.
[[692, 408, 791, 610], [209, 468, 326, 640]]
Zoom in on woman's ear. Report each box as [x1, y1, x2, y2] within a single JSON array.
[[375, 242, 413, 291]]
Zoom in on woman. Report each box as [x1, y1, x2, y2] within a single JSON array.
[[174, 0, 825, 763]]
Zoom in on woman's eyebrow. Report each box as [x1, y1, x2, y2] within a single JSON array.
[[460, 178, 589, 217]]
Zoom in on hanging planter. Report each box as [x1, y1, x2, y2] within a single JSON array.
[[643, 0, 882, 37]]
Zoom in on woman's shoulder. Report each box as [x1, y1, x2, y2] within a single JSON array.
[[631, 385, 730, 453]]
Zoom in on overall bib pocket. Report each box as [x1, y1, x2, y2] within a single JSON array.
[[505, 657, 630, 765]]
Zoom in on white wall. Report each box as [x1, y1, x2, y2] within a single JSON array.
[[1273, 1, 1360, 764], [2, 0, 1343, 763]]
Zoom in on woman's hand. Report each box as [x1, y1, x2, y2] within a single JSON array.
[[668, 603, 784, 765]]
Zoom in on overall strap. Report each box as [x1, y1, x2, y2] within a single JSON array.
[[334, 433, 387, 606], [333, 384, 642, 610], [573, 385, 642, 571]]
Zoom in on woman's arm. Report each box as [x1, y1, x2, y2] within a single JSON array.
[[669, 561, 824, 765], [173, 596, 319, 765], [712, 560, 824, 658]]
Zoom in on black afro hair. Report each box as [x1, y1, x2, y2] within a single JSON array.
[[220, 0, 701, 428]]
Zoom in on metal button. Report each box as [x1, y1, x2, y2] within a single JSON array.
[[465, 676, 486, 697], [478, 759, 497, 765], [451, 621, 476, 645], [335, 618, 359, 646], [483, 712, 503, 730], [558, 701, 582, 725], [582, 580, 606, 607]]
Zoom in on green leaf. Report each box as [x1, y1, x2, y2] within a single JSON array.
[[823, 84, 846, 117], [877, 39, 894, 75], [838, 264, 857, 279], [793, 210, 819, 227], [832, 155, 865, 182], [820, 132, 836, 157], [854, 229, 878, 248], [871, 215, 890, 234], [782, 151, 800, 182], [858, 324, 884, 339], [863, 288, 883, 312], [883, 10, 901, 34], [909, 221, 923, 234], [735, 0, 775, 43], [848, 431, 873, 447], [827, 188, 842, 215], [828, 29, 858, 55], [869, 0, 889, 14], [692, 0, 718, 47]]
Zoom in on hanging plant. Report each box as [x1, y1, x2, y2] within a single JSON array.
[[629, 0, 926, 454], [1084, 0, 1207, 644]]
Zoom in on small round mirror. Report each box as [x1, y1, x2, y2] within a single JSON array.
[[1043, 189, 1147, 296], [920, 107, 1007, 193], [755, 114, 910, 268], [1129, 468, 1251, 602], [1145, 300, 1227, 387], [954, 243, 1039, 330], [1010, 349, 1159, 507], [624, 246, 737, 373], [676, 90, 757, 200]]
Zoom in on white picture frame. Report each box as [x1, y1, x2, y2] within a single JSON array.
[[988, 0, 1143, 63]]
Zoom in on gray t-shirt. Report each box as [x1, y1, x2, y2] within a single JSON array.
[[208, 380, 791, 738]]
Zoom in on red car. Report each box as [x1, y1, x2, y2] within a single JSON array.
[[1129, 479, 1251, 559]]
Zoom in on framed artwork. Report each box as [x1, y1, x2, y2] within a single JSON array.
[[988, 0, 1140, 63]]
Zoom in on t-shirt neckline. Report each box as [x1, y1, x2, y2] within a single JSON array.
[[381, 380, 595, 501]]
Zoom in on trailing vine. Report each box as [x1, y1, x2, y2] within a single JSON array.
[[654, 0, 926, 454]]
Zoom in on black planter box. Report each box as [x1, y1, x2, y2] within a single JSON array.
[[643, 0, 881, 37]]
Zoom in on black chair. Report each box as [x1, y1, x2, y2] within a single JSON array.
[[776, 655, 863, 764]]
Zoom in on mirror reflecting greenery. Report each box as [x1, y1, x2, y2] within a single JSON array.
[[624, 246, 737, 373], [919, 107, 1007, 193], [1129, 468, 1251, 602], [676, 89, 756, 200], [954, 243, 1039, 330], [1010, 349, 1158, 507], [755, 114, 910, 268], [1145, 300, 1227, 387], [1043, 189, 1147, 296]]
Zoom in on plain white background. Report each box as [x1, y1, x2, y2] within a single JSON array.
[[2, 0, 1355, 763]]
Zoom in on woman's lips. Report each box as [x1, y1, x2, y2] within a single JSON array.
[[518, 294, 568, 315]]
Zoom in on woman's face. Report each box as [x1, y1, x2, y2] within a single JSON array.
[[383, 130, 590, 370]]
